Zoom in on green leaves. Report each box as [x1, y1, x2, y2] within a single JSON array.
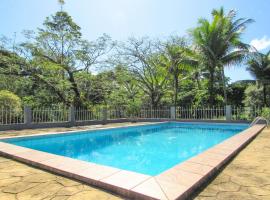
[[190, 7, 253, 105], [0, 7, 260, 109]]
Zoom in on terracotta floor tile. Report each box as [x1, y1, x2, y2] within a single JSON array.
[[206, 147, 235, 156], [101, 170, 150, 190], [76, 164, 120, 181], [188, 154, 223, 167], [14, 150, 55, 162], [40, 156, 91, 173], [156, 168, 203, 187], [131, 177, 168, 200], [156, 177, 189, 200], [0, 143, 30, 155], [174, 161, 214, 176]]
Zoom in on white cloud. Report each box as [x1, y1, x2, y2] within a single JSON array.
[[250, 36, 270, 51]]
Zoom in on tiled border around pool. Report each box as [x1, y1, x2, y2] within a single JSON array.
[[0, 123, 266, 200]]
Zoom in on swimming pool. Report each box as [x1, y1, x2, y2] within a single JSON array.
[[2, 122, 248, 175]]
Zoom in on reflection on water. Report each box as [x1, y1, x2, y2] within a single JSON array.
[[4, 122, 248, 175]]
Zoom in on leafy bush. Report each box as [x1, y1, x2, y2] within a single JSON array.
[[261, 107, 270, 125], [0, 90, 22, 112], [243, 85, 264, 107]]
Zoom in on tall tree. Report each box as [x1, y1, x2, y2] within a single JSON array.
[[117, 38, 169, 108], [161, 36, 198, 107], [191, 7, 253, 105], [1, 11, 113, 107], [247, 50, 270, 106]]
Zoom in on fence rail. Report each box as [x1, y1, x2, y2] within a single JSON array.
[[232, 106, 262, 121], [32, 107, 69, 123], [136, 108, 171, 119], [176, 107, 226, 120], [75, 107, 102, 121], [0, 105, 266, 128], [0, 107, 24, 125]]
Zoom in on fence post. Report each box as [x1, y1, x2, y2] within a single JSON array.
[[24, 106, 32, 125], [226, 105, 232, 121], [69, 105, 75, 126], [102, 107, 107, 124], [170, 106, 176, 120]]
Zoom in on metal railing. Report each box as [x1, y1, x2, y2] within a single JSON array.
[[32, 106, 69, 123], [0, 105, 267, 128], [0, 107, 24, 125], [232, 106, 262, 121], [107, 107, 127, 119], [75, 107, 102, 121], [136, 107, 171, 119], [176, 107, 226, 120]]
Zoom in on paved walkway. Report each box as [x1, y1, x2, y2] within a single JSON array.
[[0, 156, 121, 200], [0, 124, 269, 200], [196, 127, 270, 200]]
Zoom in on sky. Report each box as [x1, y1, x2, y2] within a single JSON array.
[[1, 0, 270, 82]]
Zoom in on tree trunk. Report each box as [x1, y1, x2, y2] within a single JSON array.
[[221, 68, 228, 105], [67, 70, 83, 107], [150, 92, 160, 109], [174, 73, 179, 108], [195, 72, 201, 89], [263, 83, 267, 107], [209, 68, 215, 106]]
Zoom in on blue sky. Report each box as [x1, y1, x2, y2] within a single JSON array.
[[1, 0, 270, 82]]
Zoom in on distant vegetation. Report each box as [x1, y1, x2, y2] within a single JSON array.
[[0, 1, 269, 110]]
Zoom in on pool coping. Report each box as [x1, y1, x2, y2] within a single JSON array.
[[0, 122, 266, 200]]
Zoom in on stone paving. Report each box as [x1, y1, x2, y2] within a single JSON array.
[[0, 156, 122, 200], [0, 123, 145, 200], [195, 127, 270, 200], [0, 123, 269, 200]]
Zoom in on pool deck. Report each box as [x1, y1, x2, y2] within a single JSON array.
[[0, 122, 268, 200]]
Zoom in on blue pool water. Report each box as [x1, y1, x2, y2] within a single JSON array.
[[2, 122, 248, 175]]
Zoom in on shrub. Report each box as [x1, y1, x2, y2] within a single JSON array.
[[243, 85, 264, 107], [261, 107, 270, 125], [0, 90, 22, 112]]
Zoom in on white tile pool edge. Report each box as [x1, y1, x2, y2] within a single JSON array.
[[0, 123, 266, 200]]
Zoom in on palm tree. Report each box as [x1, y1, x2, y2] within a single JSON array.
[[190, 7, 253, 105], [247, 50, 270, 106], [162, 37, 198, 107]]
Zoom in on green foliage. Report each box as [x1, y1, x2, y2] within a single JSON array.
[[247, 50, 270, 106], [227, 80, 255, 106], [261, 107, 270, 124], [190, 7, 253, 105], [243, 85, 264, 107], [0, 7, 267, 110], [1, 11, 113, 108], [0, 90, 22, 111]]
